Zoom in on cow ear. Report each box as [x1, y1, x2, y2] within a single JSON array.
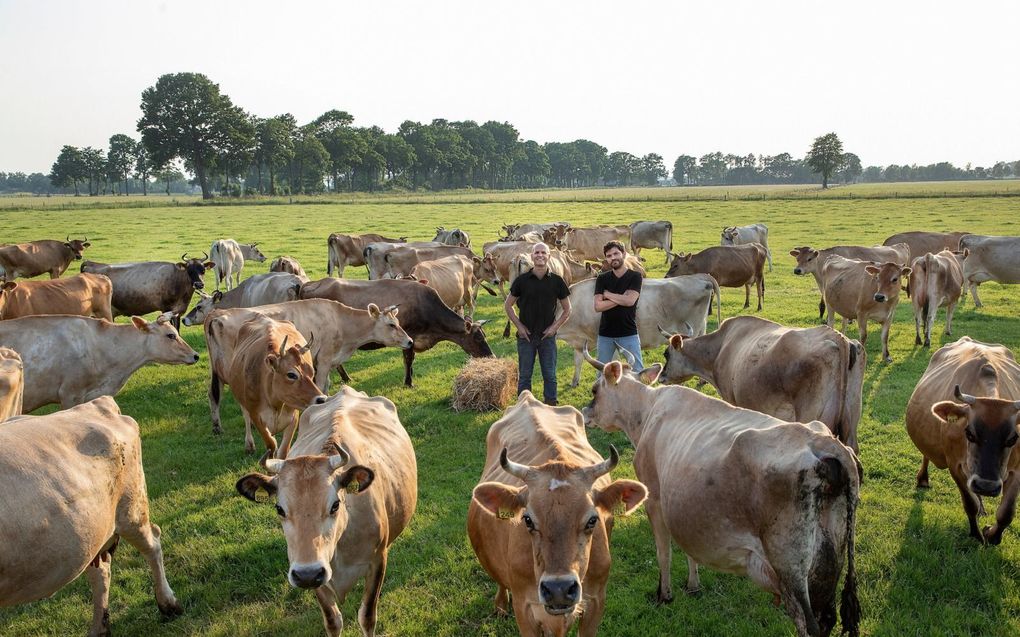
[[900, 267, 912, 277], [265, 354, 280, 370], [213, 291, 223, 302], [604, 361, 624, 385], [338, 465, 374, 494], [367, 303, 381, 318], [82, 242, 91, 248], [175, 262, 186, 270], [473, 482, 526, 520], [236, 473, 277, 503], [472, 256, 481, 265], [204, 261, 215, 270], [669, 334, 684, 350], [1, 281, 16, 291], [131, 316, 149, 330], [788, 249, 801, 257], [864, 265, 880, 276], [595, 479, 648, 517], [637, 364, 662, 385], [932, 401, 969, 424]]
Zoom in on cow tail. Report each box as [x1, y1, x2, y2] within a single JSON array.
[[839, 470, 861, 637], [922, 253, 936, 332], [667, 221, 673, 252], [326, 236, 336, 277], [710, 275, 721, 326], [833, 337, 851, 444]]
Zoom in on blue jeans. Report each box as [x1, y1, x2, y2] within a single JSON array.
[[597, 334, 644, 370], [517, 336, 559, 403]]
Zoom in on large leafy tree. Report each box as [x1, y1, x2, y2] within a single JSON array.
[[49, 145, 86, 195], [255, 115, 296, 195], [81, 146, 106, 196], [806, 132, 844, 188], [672, 155, 697, 185], [107, 134, 137, 195], [134, 144, 154, 195], [640, 153, 667, 186], [137, 72, 246, 199]]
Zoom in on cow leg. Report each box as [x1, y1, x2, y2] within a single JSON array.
[[571, 347, 583, 388], [880, 318, 892, 362], [756, 277, 764, 311], [503, 320, 512, 338], [357, 553, 387, 637], [916, 457, 931, 489], [119, 522, 182, 617], [818, 298, 826, 323], [743, 283, 751, 309], [950, 469, 984, 542], [252, 416, 277, 457], [857, 318, 868, 346], [275, 412, 299, 459], [970, 281, 983, 307], [510, 593, 542, 637], [779, 580, 818, 637], [314, 586, 343, 637], [983, 472, 1020, 545], [494, 584, 510, 615], [337, 364, 353, 383], [914, 311, 923, 346], [85, 550, 113, 637], [684, 555, 700, 596], [209, 370, 223, 435], [402, 348, 415, 387], [945, 301, 958, 336], [577, 582, 606, 637], [645, 498, 675, 602]]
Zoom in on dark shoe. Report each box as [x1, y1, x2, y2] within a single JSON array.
[[545, 399, 558, 406]]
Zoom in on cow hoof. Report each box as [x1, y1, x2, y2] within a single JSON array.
[[245, 445, 256, 455], [212, 424, 222, 435], [983, 526, 1003, 546], [158, 600, 184, 619], [883, 356, 893, 364], [916, 478, 930, 489], [924, 340, 931, 348], [651, 589, 673, 605], [684, 587, 701, 598], [914, 336, 922, 346]]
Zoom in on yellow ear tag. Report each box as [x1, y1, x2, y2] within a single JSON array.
[[254, 488, 269, 504], [346, 480, 360, 494], [498, 508, 515, 520], [613, 502, 627, 516]]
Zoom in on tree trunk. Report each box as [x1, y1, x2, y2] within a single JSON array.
[[257, 163, 264, 194], [269, 165, 276, 196], [195, 161, 212, 199]]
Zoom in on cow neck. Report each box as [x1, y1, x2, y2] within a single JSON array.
[[674, 335, 720, 388], [342, 310, 385, 350], [105, 322, 156, 376], [612, 377, 660, 447]]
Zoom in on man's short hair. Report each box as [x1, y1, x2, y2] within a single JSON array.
[[531, 242, 550, 254], [603, 240, 626, 256]]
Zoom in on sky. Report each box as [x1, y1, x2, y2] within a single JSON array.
[[1, 0, 1017, 174]]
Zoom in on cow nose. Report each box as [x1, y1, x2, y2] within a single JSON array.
[[290, 565, 327, 589], [540, 577, 581, 611], [971, 477, 1002, 497], [191, 353, 200, 363], [874, 293, 887, 303], [793, 268, 803, 275], [314, 395, 328, 405]]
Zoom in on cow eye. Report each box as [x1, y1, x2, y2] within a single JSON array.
[[892, 277, 898, 282], [275, 504, 286, 518], [965, 428, 978, 443], [286, 371, 298, 380], [329, 500, 341, 516], [166, 333, 176, 340], [585, 515, 599, 531], [1006, 432, 1019, 447], [522, 514, 535, 531]]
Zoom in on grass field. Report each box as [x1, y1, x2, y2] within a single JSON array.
[[1, 186, 1019, 636]]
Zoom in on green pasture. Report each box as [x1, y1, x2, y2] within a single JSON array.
[[1, 188, 1019, 636]]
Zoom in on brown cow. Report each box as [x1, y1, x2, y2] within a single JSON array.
[[0, 237, 91, 280], [381, 244, 474, 279], [882, 231, 969, 261], [469, 391, 647, 637], [236, 386, 417, 637], [561, 226, 630, 262], [581, 357, 861, 637], [790, 243, 910, 321], [479, 241, 545, 295], [326, 232, 406, 277], [666, 243, 766, 310], [0, 273, 113, 320], [0, 397, 182, 633], [818, 256, 910, 362], [905, 337, 1020, 544], [206, 313, 326, 457], [0, 346, 23, 420], [269, 255, 309, 281], [721, 224, 773, 271], [363, 241, 442, 280], [908, 250, 964, 347]]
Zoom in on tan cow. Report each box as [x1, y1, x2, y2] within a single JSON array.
[[908, 250, 964, 347], [236, 385, 417, 637], [479, 241, 544, 295], [327, 233, 406, 278], [269, 255, 309, 281], [407, 254, 494, 316], [883, 231, 970, 261], [182, 272, 305, 327], [790, 243, 910, 321], [469, 391, 647, 637], [0, 237, 91, 280], [582, 357, 861, 637], [206, 313, 326, 457], [0, 273, 113, 320], [209, 239, 267, 290], [0, 346, 23, 420], [905, 337, 1020, 544], [561, 226, 630, 262], [381, 244, 474, 279], [0, 397, 182, 633], [666, 243, 766, 310], [629, 220, 673, 263], [958, 234, 1020, 307], [363, 241, 442, 280], [0, 314, 199, 412], [818, 256, 910, 362], [720, 223, 773, 271], [660, 317, 865, 452], [501, 222, 570, 243]]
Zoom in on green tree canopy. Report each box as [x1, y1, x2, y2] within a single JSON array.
[[806, 132, 845, 188]]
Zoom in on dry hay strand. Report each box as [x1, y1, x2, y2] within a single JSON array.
[[452, 357, 518, 412]]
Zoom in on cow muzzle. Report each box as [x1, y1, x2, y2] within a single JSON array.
[[314, 395, 328, 405], [969, 476, 1003, 497], [873, 293, 887, 303], [793, 267, 803, 275], [289, 563, 329, 589], [193, 281, 205, 290], [539, 576, 581, 614]]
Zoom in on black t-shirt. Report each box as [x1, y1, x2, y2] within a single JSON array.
[[594, 269, 642, 337], [509, 269, 570, 337]]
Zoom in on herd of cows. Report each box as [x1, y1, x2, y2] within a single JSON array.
[[0, 222, 1018, 637]]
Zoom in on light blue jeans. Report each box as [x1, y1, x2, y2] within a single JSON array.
[[596, 334, 644, 370]]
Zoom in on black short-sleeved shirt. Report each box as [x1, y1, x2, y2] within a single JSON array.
[[594, 269, 642, 337], [509, 269, 570, 336]]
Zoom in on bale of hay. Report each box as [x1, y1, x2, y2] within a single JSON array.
[[452, 357, 518, 412]]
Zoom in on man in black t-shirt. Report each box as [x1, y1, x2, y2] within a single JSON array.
[[504, 242, 571, 404], [593, 240, 644, 369]]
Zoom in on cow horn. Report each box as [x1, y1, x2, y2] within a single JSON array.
[[328, 447, 351, 472], [66, 234, 70, 241], [581, 341, 605, 370], [279, 335, 289, 357], [657, 324, 672, 339], [264, 458, 285, 474], [683, 321, 694, 336], [181, 252, 189, 261], [499, 448, 531, 480], [953, 384, 977, 405], [299, 333, 314, 354], [201, 251, 209, 261], [585, 445, 620, 480], [619, 347, 637, 367], [382, 304, 400, 313], [83, 235, 88, 242]]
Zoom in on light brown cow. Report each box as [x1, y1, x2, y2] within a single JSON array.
[[561, 226, 631, 262], [364, 241, 442, 280], [0, 237, 91, 280], [209, 239, 267, 290], [629, 220, 673, 263], [0, 314, 199, 412], [666, 243, 766, 310], [327, 233, 406, 278], [905, 337, 1020, 544], [469, 391, 647, 637], [0, 273, 113, 320], [206, 313, 326, 457], [269, 255, 309, 281], [407, 254, 487, 316], [381, 244, 474, 279], [479, 241, 544, 295], [660, 317, 865, 452], [790, 243, 910, 321], [908, 250, 964, 347], [432, 226, 471, 247], [0, 346, 23, 420], [582, 357, 861, 637], [720, 223, 773, 271], [958, 234, 1020, 307], [236, 385, 417, 637], [501, 222, 570, 243], [0, 397, 182, 633], [818, 255, 910, 362], [182, 272, 305, 327], [883, 231, 970, 261]]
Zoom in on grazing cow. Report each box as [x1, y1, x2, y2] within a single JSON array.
[[629, 220, 673, 263], [582, 357, 861, 637], [908, 250, 964, 347], [0, 397, 182, 634], [182, 272, 304, 326], [469, 391, 647, 636], [720, 224, 773, 271], [0, 347, 22, 420], [0, 236, 91, 280], [883, 231, 970, 261], [556, 275, 719, 387], [905, 336, 1020, 544], [790, 243, 910, 321], [817, 256, 910, 363], [299, 277, 493, 387], [501, 222, 570, 243], [408, 254, 494, 316], [666, 244, 766, 311], [269, 255, 309, 281], [207, 313, 326, 457], [0, 314, 199, 412], [432, 226, 471, 247], [958, 234, 1020, 307], [381, 244, 474, 279], [327, 233, 406, 278], [0, 273, 113, 321], [209, 239, 267, 290], [660, 317, 865, 452], [363, 241, 443, 280], [561, 226, 631, 262], [236, 385, 416, 637], [82, 254, 214, 329]]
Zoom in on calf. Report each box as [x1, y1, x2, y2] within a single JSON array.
[[0, 346, 22, 420], [908, 250, 964, 347], [210, 239, 266, 290], [720, 223, 773, 271], [0, 236, 91, 280], [0, 273, 112, 320], [666, 243, 766, 311], [958, 234, 1020, 307], [432, 226, 471, 246]]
